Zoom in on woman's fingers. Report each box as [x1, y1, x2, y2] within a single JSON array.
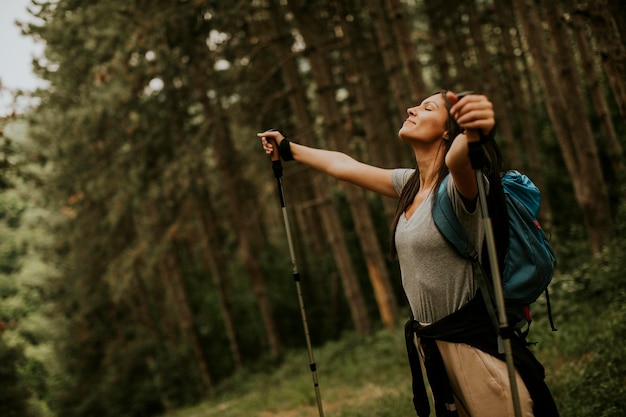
[[450, 95, 495, 134], [257, 130, 282, 157], [260, 138, 273, 154], [257, 130, 285, 142]]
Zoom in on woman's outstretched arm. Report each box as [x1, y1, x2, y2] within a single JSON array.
[[258, 130, 398, 198]]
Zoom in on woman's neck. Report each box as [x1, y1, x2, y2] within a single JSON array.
[[412, 140, 446, 191]]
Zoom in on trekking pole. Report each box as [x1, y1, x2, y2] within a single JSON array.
[[469, 141, 523, 417], [268, 142, 325, 417], [454, 90, 522, 417]]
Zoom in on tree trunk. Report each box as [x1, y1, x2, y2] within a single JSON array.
[[567, 6, 625, 178], [542, 0, 612, 251], [333, 0, 399, 219], [367, 0, 413, 111], [492, 0, 554, 225], [312, 175, 372, 335], [466, 0, 524, 170], [190, 56, 282, 357], [424, 1, 453, 88], [191, 191, 244, 370], [513, 0, 612, 254], [578, 0, 626, 121], [264, 0, 372, 336], [212, 108, 282, 357], [131, 264, 175, 411], [291, 4, 399, 329], [448, 4, 476, 89], [384, 0, 426, 102], [158, 256, 213, 394]]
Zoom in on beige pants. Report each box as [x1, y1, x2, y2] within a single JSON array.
[[424, 340, 534, 417]]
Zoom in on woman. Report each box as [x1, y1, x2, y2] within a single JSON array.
[[257, 91, 558, 417]]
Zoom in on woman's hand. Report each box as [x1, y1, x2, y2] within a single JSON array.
[[446, 91, 495, 139], [257, 129, 285, 160], [444, 91, 496, 201]]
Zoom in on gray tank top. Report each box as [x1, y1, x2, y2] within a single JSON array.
[[392, 169, 486, 323]]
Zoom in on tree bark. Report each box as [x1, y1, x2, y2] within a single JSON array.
[[191, 55, 282, 357], [466, 0, 524, 169], [191, 191, 244, 370], [367, 0, 413, 111], [578, 0, 626, 121], [332, 0, 399, 219], [158, 256, 213, 394], [312, 175, 372, 335], [290, 3, 399, 329], [493, 0, 554, 225], [542, 0, 612, 251], [566, 5, 625, 178], [513, 0, 612, 253], [384, 0, 426, 102], [264, 0, 372, 336], [212, 108, 282, 357], [424, 1, 453, 88]]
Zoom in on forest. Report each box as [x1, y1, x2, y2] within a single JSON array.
[[0, 0, 625, 416]]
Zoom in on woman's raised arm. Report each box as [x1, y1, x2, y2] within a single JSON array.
[[444, 93, 495, 201]]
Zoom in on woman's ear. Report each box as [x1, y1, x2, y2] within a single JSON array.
[[443, 131, 450, 141]]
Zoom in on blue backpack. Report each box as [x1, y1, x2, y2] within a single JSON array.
[[433, 171, 557, 335]]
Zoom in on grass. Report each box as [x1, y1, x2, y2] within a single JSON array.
[[167, 242, 626, 417], [167, 328, 417, 417]]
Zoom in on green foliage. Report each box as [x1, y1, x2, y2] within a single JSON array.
[[0, 116, 57, 417], [0, 336, 36, 417], [551, 304, 626, 416], [536, 201, 626, 416], [168, 329, 416, 417]]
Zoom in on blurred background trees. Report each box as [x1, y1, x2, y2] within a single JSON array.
[[0, 0, 624, 416]]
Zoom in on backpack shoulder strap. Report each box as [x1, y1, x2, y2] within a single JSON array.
[[433, 175, 503, 339], [432, 174, 478, 261]]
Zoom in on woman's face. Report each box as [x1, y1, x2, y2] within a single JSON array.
[[398, 93, 449, 144]]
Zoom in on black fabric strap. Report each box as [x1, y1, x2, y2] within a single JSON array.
[[404, 320, 431, 417], [268, 129, 294, 161], [405, 292, 560, 417], [279, 137, 294, 161], [467, 141, 486, 169]]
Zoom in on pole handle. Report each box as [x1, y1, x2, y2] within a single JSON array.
[[263, 136, 283, 179], [267, 137, 281, 162]]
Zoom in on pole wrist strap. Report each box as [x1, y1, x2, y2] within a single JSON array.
[[279, 138, 294, 161], [270, 129, 294, 161]]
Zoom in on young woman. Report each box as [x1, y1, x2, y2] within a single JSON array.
[[257, 91, 558, 417]]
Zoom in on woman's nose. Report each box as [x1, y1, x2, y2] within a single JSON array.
[[407, 107, 416, 116]]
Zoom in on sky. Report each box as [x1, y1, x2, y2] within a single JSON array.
[[0, 0, 46, 116]]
